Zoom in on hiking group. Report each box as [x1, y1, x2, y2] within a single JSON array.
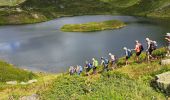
[[69, 33, 170, 76]]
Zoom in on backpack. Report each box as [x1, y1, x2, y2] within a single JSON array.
[[79, 66, 83, 72], [87, 63, 92, 68], [139, 44, 144, 51], [150, 41, 157, 50], [103, 58, 109, 64], [127, 49, 132, 57]]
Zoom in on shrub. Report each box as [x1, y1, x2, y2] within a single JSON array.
[[152, 47, 167, 58]]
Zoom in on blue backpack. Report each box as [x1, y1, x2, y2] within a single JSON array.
[[103, 58, 109, 64], [87, 63, 92, 68], [79, 66, 83, 72], [127, 49, 132, 57]]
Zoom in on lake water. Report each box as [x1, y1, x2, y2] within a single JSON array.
[[0, 15, 169, 73]]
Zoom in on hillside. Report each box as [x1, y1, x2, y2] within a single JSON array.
[[0, 48, 170, 99], [0, 60, 36, 82], [0, 0, 170, 25], [0, 0, 25, 6]]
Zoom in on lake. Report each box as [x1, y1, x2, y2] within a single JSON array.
[[0, 15, 169, 73]]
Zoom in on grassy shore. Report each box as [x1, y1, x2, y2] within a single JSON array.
[[0, 60, 36, 82], [0, 48, 170, 99], [61, 20, 126, 32]]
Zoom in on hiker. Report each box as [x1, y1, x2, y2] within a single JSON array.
[[85, 61, 92, 76], [92, 58, 98, 74], [133, 40, 144, 63], [109, 53, 116, 69], [123, 47, 132, 66], [165, 33, 170, 57], [69, 66, 75, 75], [146, 38, 157, 61], [76, 65, 83, 75], [101, 57, 109, 72]]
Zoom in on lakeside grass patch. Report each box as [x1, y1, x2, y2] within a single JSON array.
[[61, 20, 126, 32], [0, 60, 36, 82]]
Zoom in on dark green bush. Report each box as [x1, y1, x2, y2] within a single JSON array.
[[152, 47, 167, 58]]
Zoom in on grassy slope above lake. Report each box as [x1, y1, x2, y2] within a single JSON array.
[[0, 0, 25, 6], [1, 48, 170, 99], [0, 60, 36, 82], [61, 20, 126, 32], [0, 0, 170, 25]]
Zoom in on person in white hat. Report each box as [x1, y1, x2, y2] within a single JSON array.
[[109, 53, 116, 69], [165, 33, 170, 56], [123, 47, 132, 66], [146, 38, 157, 61]]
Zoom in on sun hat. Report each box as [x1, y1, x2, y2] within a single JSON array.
[[123, 47, 127, 50], [166, 33, 170, 36]]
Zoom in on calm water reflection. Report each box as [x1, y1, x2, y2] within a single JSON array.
[[0, 15, 169, 73]]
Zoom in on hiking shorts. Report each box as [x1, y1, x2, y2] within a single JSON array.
[[148, 49, 153, 55], [136, 51, 142, 56], [86, 68, 91, 72]]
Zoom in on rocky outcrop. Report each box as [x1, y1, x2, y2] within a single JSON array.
[[6, 81, 17, 85], [19, 94, 39, 100], [6, 79, 38, 85], [161, 59, 170, 65], [155, 72, 170, 94]]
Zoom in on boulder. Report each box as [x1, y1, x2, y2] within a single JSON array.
[[28, 79, 38, 84], [6, 81, 17, 85], [19, 94, 39, 100], [161, 59, 170, 65], [32, 14, 39, 19], [20, 82, 28, 85], [16, 8, 22, 12], [156, 72, 170, 94]]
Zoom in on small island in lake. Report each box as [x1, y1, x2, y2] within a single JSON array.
[[60, 20, 126, 32]]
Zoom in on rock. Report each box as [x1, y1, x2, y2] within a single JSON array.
[[161, 59, 170, 65], [32, 14, 39, 19], [156, 72, 170, 94], [6, 81, 17, 85], [19, 94, 39, 100], [20, 82, 28, 85], [28, 79, 38, 84], [16, 8, 22, 12], [59, 5, 64, 9]]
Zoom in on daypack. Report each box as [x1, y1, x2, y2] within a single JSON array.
[[139, 44, 144, 51], [87, 63, 92, 68], [150, 41, 157, 50], [103, 58, 109, 64], [127, 49, 132, 57], [79, 66, 83, 72]]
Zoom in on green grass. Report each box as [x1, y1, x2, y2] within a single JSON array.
[[0, 73, 58, 100], [0, 0, 25, 6], [39, 68, 166, 100], [0, 60, 36, 82], [61, 20, 126, 32]]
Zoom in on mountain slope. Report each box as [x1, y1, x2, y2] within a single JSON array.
[[0, 0, 25, 6], [0, 0, 170, 25]]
